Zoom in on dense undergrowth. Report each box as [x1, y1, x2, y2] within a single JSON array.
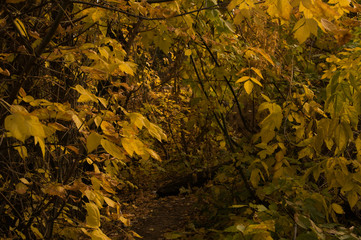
[[1, 0, 361, 239]]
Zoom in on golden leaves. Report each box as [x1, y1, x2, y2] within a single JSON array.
[[87, 132, 103, 153], [101, 139, 126, 163], [321, 18, 352, 45], [293, 18, 318, 43], [4, 106, 47, 158], [86, 202, 101, 228], [267, 0, 292, 21]]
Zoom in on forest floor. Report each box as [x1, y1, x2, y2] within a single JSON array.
[[133, 192, 198, 239], [109, 190, 200, 240]]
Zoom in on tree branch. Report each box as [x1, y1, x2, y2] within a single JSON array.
[[71, 0, 220, 21], [198, 34, 254, 134], [1, 0, 71, 125]]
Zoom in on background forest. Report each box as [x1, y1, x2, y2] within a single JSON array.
[[1, 0, 361, 239]]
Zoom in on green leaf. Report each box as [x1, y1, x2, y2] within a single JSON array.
[[163, 232, 183, 239], [229, 205, 248, 208], [347, 191, 358, 209], [335, 124, 347, 151], [244, 80, 254, 94], [250, 168, 260, 188]]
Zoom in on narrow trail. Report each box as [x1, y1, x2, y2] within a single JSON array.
[[111, 191, 199, 240], [132, 194, 197, 239]]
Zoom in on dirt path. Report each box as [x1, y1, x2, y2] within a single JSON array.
[[117, 191, 199, 239]]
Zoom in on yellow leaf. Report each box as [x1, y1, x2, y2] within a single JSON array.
[[19, 178, 31, 185], [15, 146, 28, 159], [100, 139, 125, 162], [294, 18, 318, 43], [66, 145, 79, 154], [251, 67, 264, 79], [236, 76, 251, 83], [121, 137, 145, 157], [34, 136, 46, 158], [42, 183, 67, 198], [87, 132, 102, 153], [130, 230, 142, 238], [100, 121, 117, 136], [267, 0, 292, 20], [244, 80, 254, 94], [86, 202, 101, 228], [14, 18, 28, 38], [31, 225, 44, 239], [22, 95, 34, 102], [27, 115, 46, 138], [321, 18, 338, 32], [119, 216, 131, 227], [72, 114, 85, 131], [74, 85, 98, 103], [121, 138, 134, 157], [250, 77, 262, 87], [127, 112, 146, 129], [250, 168, 260, 188], [249, 47, 275, 66], [146, 148, 161, 161], [98, 47, 109, 60], [185, 49, 192, 56], [88, 228, 111, 240], [144, 121, 167, 142], [0, 67, 10, 76], [97, 97, 107, 108], [119, 61, 136, 76], [335, 124, 347, 151], [227, 0, 242, 10], [5, 113, 29, 142], [48, 122, 68, 131], [331, 203, 344, 214], [10, 105, 28, 114], [103, 196, 117, 208]]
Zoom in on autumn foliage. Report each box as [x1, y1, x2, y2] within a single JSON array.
[[1, 0, 361, 239]]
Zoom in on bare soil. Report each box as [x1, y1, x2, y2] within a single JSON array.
[[109, 191, 199, 240]]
